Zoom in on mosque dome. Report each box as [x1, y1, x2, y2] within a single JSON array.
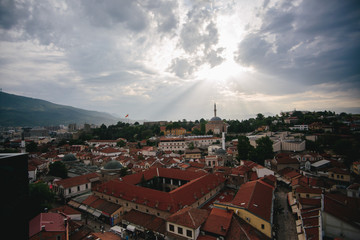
[[210, 116, 222, 121], [215, 148, 227, 155], [103, 160, 123, 170], [62, 154, 77, 162]]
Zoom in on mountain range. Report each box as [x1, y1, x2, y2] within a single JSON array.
[[0, 91, 119, 127]]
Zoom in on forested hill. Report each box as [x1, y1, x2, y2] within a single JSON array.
[[0, 91, 118, 127]]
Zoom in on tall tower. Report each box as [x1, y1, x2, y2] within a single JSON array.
[[214, 103, 217, 117]]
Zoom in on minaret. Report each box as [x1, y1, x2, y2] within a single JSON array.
[[214, 103, 217, 117]]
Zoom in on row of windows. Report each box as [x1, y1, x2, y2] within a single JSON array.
[[331, 173, 344, 179], [168, 224, 192, 237], [68, 184, 89, 194]]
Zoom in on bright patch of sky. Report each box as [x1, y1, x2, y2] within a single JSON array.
[[0, 0, 359, 122]]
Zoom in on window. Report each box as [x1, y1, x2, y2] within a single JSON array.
[[126, 203, 128, 207], [341, 175, 344, 179], [68, 189, 71, 194], [186, 230, 192, 237], [306, 194, 309, 198], [261, 224, 265, 229], [331, 174, 334, 177], [178, 227, 183, 234], [136, 205, 138, 209], [157, 212, 160, 216], [146, 209, 149, 213], [77, 186, 80, 191], [169, 224, 174, 232], [337, 175, 340, 179], [57, 236, 61, 240], [86, 184, 88, 189]]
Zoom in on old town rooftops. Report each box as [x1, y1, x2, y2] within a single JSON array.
[[95, 168, 225, 214], [167, 206, 209, 229], [54, 172, 99, 189], [230, 179, 274, 222]]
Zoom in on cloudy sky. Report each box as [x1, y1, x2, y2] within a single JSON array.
[[1, 0, 359, 121]]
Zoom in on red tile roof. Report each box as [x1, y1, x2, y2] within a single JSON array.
[[167, 206, 209, 229], [299, 198, 321, 208], [231, 179, 274, 222], [50, 205, 81, 216], [122, 168, 207, 185], [122, 209, 167, 234], [226, 215, 270, 240], [81, 195, 120, 215], [323, 193, 360, 229], [295, 187, 322, 194], [95, 169, 224, 214], [100, 147, 121, 154], [91, 232, 122, 240], [304, 226, 320, 240], [202, 208, 233, 236], [29, 213, 68, 238], [54, 172, 99, 189]]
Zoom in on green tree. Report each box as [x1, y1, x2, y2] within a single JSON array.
[[255, 136, 274, 165], [117, 140, 126, 147], [256, 113, 265, 121], [48, 161, 68, 178], [237, 136, 254, 160], [192, 128, 201, 135], [29, 182, 55, 219], [26, 141, 38, 152]]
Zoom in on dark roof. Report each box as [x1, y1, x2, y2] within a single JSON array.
[[62, 153, 77, 162], [323, 193, 360, 229], [210, 116, 222, 121], [103, 160, 123, 170]]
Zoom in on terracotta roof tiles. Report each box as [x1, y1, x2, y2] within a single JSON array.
[[202, 208, 233, 236], [167, 206, 209, 229], [231, 179, 274, 222], [54, 172, 99, 189]]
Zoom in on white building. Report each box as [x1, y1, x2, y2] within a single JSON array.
[[52, 173, 99, 199], [289, 125, 309, 131]]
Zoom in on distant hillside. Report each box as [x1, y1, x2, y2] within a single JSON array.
[[0, 91, 119, 127]]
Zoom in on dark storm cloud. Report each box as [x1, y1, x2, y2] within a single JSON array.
[[0, 0, 28, 30], [234, 0, 360, 89]]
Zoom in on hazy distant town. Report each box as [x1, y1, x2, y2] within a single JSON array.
[[1, 106, 360, 240]]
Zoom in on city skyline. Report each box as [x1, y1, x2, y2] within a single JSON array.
[[1, 0, 359, 121]]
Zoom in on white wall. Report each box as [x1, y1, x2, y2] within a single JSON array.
[[322, 212, 360, 240]]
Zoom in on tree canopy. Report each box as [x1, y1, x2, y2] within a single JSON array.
[[48, 161, 68, 178]]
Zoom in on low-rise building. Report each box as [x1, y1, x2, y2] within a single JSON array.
[[184, 148, 202, 160], [214, 178, 275, 238], [166, 207, 209, 240], [52, 172, 100, 199], [289, 125, 309, 131], [322, 193, 360, 240], [328, 168, 351, 183], [29, 212, 69, 240]]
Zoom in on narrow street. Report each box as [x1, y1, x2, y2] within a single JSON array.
[[274, 185, 298, 240]]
